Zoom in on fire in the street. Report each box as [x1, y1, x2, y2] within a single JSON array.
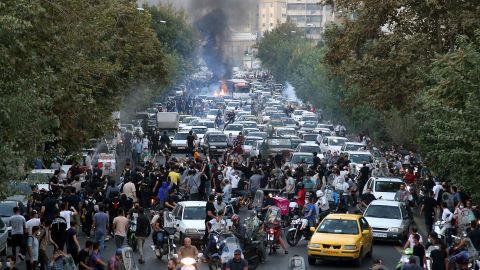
[[220, 80, 228, 96]]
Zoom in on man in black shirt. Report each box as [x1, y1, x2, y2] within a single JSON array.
[[358, 162, 370, 197], [204, 194, 217, 247], [186, 130, 197, 155], [420, 191, 437, 234], [412, 234, 425, 268], [360, 188, 376, 208]]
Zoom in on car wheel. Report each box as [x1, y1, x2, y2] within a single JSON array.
[[353, 248, 363, 266], [308, 256, 316, 265]]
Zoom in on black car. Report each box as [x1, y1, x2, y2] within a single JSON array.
[[203, 133, 229, 157]]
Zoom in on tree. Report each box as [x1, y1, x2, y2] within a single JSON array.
[[418, 33, 480, 194], [0, 0, 174, 183], [257, 22, 305, 83]]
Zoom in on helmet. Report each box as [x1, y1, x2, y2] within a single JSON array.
[[231, 214, 239, 223], [316, 190, 324, 197], [297, 182, 304, 188]]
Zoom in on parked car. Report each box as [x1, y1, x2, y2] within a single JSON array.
[[363, 200, 411, 243], [171, 131, 191, 153]]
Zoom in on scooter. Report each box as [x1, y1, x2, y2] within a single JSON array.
[[154, 227, 177, 260], [127, 220, 137, 251]]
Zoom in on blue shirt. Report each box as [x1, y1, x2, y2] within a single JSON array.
[[134, 142, 143, 153], [303, 178, 315, 190], [304, 203, 317, 222], [93, 211, 109, 234]]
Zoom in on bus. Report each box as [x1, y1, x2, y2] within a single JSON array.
[[226, 79, 251, 99]]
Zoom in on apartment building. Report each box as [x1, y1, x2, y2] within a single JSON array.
[[258, 0, 287, 36]]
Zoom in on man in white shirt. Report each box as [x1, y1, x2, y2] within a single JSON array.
[[433, 181, 443, 201], [123, 180, 137, 202], [59, 202, 78, 230], [26, 211, 41, 235]]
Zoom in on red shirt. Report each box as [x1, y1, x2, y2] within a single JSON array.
[[404, 172, 416, 185], [297, 189, 306, 207]]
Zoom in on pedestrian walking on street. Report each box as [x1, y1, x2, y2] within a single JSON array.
[[135, 207, 151, 264]]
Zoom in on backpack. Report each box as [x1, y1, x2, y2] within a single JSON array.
[[85, 198, 96, 214]]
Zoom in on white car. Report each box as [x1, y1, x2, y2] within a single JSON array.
[[197, 120, 216, 133], [346, 151, 374, 175], [275, 127, 297, 138], [178, 116, 200, 130], [226, 101, 241, 111], [363, 200, 411, 242], [319, 136, 349, 154], [295, 143, 324, 158], [171, 131, 191, 152], [27, 169, 56, 191], [287, 152, 314, 169], [292, 110, 307, 121], [363, 177, 405, 201], [238, 121, 257, 129], [189, 126, 208, 145], [207, 109, 221, 120], [243, 136, 264, 156], [341, 142, 367, 152], [223, 124, 244, 137], [172, 201, 206, 244]]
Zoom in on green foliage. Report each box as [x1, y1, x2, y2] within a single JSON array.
[[257, 22, 306, 83], [418, 33, 480, 192], [0, 0, 194, 183]]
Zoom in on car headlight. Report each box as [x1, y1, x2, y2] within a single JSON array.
[[388, 227, 400, 233], [343, 245, 357, 250], [210, 146, 217, 149], [308, 243, 321, 248]]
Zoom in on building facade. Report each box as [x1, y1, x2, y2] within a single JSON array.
[[258, 0, 287, 36], [286, 0, 334, 40]]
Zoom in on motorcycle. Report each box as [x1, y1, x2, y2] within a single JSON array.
[[433, 220, 452, 245], [154, 212, 177, 260], [179, 254, 203, 270], [264, 206, 282, 255], [448, 234, 479, 270], [395, 248, 420, 270], [243, 216, 264, 270], [286, 216, 311, 247], [127, 220, 137, 251]]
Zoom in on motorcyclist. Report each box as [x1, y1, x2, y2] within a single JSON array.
[[231, 215, 247, 249], [160, 131, 171, 152], [178, 237, 199, 262]]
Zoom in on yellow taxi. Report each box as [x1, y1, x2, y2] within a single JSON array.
[[307, 213, 373, 266]]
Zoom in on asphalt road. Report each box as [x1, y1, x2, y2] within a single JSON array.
[[110, 152, 404, 270]]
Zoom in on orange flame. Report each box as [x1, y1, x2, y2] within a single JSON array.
[[213, 91, 219, 97], [220, 80, 228, 96]]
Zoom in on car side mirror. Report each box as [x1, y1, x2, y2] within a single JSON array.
[[310, 227, 316, 233], [362, 229, 369, 235]]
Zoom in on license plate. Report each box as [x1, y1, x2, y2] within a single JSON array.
[[178, 147, 185, 149], [373, 232, 388, 238], [267, 234, 274, 241], [323, 250, 339, 254]]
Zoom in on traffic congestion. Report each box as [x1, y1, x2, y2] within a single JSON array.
[[2, 70, 478, 270]]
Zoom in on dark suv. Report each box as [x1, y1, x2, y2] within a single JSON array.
[[203, 133, 229, 157]]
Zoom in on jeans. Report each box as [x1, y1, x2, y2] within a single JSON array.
[[115, 235, 125, 249], [136, 236, 146, 259], [95, 231, 106, 254], [205, 183, 212, 200], [11, 233, 25, 257]]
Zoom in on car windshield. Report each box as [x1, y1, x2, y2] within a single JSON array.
[[270, 120, 283, 126], [375, 181, 403, 192], [199, 122, 215, 129], [182, 117, 196, 124], [209, 135, 227, 142], [303, 122, 317, 128], [329, 138, 348, 146], [303, 117, 317, 123], [291, 155, 314, 164], [345, 144, 364, 151], [294, 111, 304, 115], [27, 173, 53, 182], [268, 138, 292, 148], [349, 154, 373, 164], [0, 203, 16, 217], [303, 134, 317, 141], [174, 133, 189, 140], [225, 125, 243, 131], [183, 206, 206, 220], [249, 132, 267, 139], [191, 128, 207, 135], [299, 145, 320, 153], [364, 205, 401, 219], [244, 139, 259, 146], [242, 122, 257, 128], [282, 118, 296, 125], [277, 129, 296, 136], [317, 219, 359, 235], [208, 109, 219, 115], [271, 113, 284, 119]]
